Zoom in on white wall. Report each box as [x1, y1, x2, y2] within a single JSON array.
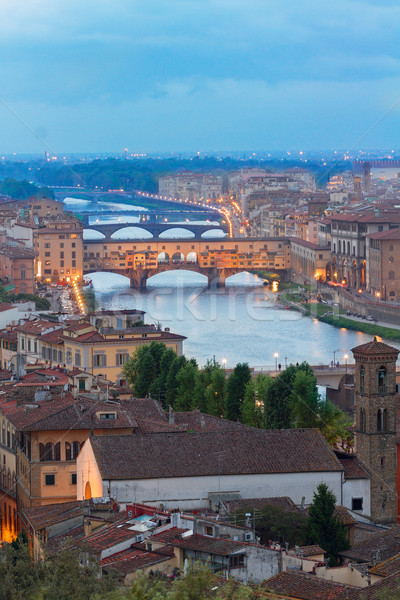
[[76, 439, 103, 500], [342, 477, 371, 518], [94, 471, 342, 511], [0, 303, 35, 330]]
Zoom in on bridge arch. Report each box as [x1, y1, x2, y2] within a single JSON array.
[[159, 228, 195, 239], [147, 269, 208, 288], [157, 252, 170, 263], [186, 251, 197, 262], [111, 226, 153, 239], [83, 229, 106, 240], [172, 252, 185, 262], [201, 229, 226, 238]]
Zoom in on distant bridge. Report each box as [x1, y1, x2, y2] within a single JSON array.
[[83, 221, 228, 240]]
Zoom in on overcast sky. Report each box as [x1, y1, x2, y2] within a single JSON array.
[[1, 0, 400, 154]]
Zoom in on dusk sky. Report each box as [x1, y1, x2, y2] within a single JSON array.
[[2, 1, 400, 154]]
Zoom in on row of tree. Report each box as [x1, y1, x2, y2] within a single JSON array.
[[122, 342, 352, 447]]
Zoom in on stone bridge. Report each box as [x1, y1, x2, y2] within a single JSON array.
[[90, 261, 240, 288], [83, 221, 228, 240]]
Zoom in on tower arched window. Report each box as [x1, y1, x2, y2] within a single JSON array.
[[383, 409, 388, 432], [360, 408, 366, 432], [338, 240, 341, 254], [347, 241, 350, 255], [378, 366, 387, 394], [360, 366, 365, 393], [377, 409, 383, 432]]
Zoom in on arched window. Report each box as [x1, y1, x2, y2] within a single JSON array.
[[377, 409, 383, 432], [378, 366, 387, 393], [360, 408, 366, 432], [347, 241, 350, 255], [72, 441, 80, 459], [66, 441, 81, 460], [383, 409, 388, 432], [360, 366, 365, 392], [338, 240, 342, 254]]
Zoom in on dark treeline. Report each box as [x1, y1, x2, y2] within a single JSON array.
[[122, 342, 352, 447], [0, 157, 350, 194], [0, 178, 55, 200]]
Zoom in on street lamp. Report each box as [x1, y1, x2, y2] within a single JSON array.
[[222, 358, 227, 369], [274, 352, 279, 372], [344, 354, 348, 373]]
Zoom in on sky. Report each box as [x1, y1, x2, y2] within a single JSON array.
[[1, 0, 400, 154]]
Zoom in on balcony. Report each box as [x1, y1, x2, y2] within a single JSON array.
[[378, 385, 387, 395]]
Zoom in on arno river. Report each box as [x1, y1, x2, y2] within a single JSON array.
[[86, 271, 376, 369]]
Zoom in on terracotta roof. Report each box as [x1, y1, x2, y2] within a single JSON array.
[[369, 552, 400, 578], [148, 527, 189, 544], [0, 303, 17, 312], [39, 328, 65, 344], [14, 319, 57, 334], [289, 237, 330, 251], [76, 518, 139, 554], [356, 570, 400, 599], [100, 547, 171, 574], [337, 454, 370, 480], [351, 337, 399, 357], [263, 571, 359, 600], [334, 505, 357, 526], [0, 246, 36, 258], [171, 533, 246, 555], [228, 496, 301, 514], [0, 328, 17, 341], [368, 227, 400, 241], [89, 428, 342, 481], [47, 524, 85, 555], [173, 410, 257, 432], [340, 525, 400, 563], [291, 545, 325, 557], [22, 500, 85, 530], [353, 522, 388, 546]]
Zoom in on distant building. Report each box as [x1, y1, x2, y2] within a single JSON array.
[[35, 217, 83, 283]]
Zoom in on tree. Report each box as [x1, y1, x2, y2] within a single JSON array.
[[148, 347, 177, 406], [307, 483, 350, 565], [122, 342, 167, 394], [225, 363, 251, 421], [264, 362, 315, 429], [175, 360, 198, 411], [241, 374, 272, 428], [165, 355, 187, 408], [134, 351, 157, 397], [290, 370, 320, 428], [205, 366, 226, 416], [233, 504, 308, 548]]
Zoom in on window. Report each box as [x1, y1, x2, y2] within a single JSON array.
[[45, 474, 55, 486], [360, 365, 365, 393], [60, 251, 64, 259], [65, 441, 81, 460], [74, 351, 81, 367], [78, 379, 86, 391], [116, 353, 129, 366], [71, 473, 77, 485], [60, 243, 64, 248], [389, 271, 395, 280], [230, 555, 245, 568], [352, 498, 363, 511], [360, 408, 366, 432], [378, 366, 387, 393], [94, 354, 106, 367], [99, 412, 116, 420], [204, 526, 214, 537], [45, 252, 50, 257], [21, 338, 25, 351]]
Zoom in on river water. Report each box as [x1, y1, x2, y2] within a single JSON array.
[[86, 271, 377, 369]]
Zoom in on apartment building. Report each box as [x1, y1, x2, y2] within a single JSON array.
[[35, 218, 83, 283]]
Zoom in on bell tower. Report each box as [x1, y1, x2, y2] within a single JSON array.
[[352, 337, 399, 524]]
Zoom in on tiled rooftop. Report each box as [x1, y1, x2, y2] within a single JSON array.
[[340, 525, 400, 564], [90, 428, 342, 481], [263, 571, 359, 600]]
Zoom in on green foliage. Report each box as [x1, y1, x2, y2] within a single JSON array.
[[225, 363, 251, 421], [290, 370, 320, 428], [307, 483, 350, 565], [241, 374, 272, 428], [0, 284, 51, 311], [205, 365, 226, 416], [134, 351, 157, 397], [0, 177, 54, 200], [175, 360, 198, 411], [165, 355, 187, 408], [233, 504, 308, 548], [263, 363, 311, 429]]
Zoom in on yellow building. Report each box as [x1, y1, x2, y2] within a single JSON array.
[[37, 311, 185, 384], [35, 218, 83, 283]]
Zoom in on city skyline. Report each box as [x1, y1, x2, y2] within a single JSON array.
[[1, 1, 400, 153]]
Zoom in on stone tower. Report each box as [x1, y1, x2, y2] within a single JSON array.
[[352, 337, 399, 524]]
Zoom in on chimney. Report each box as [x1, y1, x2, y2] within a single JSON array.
[[169, 406, 174, 425], [300, 496, 305, 510]]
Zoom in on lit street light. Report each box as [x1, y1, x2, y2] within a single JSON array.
[[344, 354, 348, 373], [274, 352, 279, 372]]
